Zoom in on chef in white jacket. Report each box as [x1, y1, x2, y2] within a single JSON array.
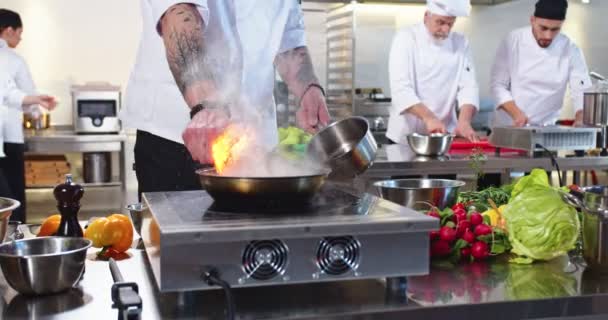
[[387, 0, 480, 144], [491, 0, 591, 127], [0, 9, 56, 222], [122, 1, 329, 197]]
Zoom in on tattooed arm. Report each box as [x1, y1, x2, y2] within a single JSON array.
[[275, 46, 330, 132], [274, 46, 319, 99], [158, 3, 224, 108]]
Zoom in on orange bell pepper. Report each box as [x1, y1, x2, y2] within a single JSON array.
[[38, 214, 62, 237], [84, 213, 133, 258]]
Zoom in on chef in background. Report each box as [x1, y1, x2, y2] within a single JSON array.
[[490, 0, 591, 127], [386, 0, 480, 144], [0, 9, 57, 222]]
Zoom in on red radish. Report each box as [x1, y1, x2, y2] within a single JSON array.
[[452, 203, 465, 212], [461, 247, 471, 259], [453, 208, 466, 216], [470, 213, 483, 226], [474, 224, 492, 236], [431, 240, 451, 257], [453, 211, 467, 224], [430, 230, 440, 240], [439, 226, 457, 242], [471, 241, 490, 260], [456, 220, 471, 236], [462, 230, 476, 243], [428, 211, 441, 219]]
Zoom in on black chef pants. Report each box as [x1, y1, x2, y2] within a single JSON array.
[[134, 130, 201, 201], [0, 143, 26, 222]]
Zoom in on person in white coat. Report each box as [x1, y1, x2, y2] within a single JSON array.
[[491, 0, 591, 127], [122, 1, 329, 197], [387, 0, 480, 144], [0, 9, 56, 222]]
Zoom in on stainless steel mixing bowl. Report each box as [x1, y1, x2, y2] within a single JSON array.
[[373, 179, 466, 210], [407, 133, 454, 156], [0, 197, 20, 243], [0, 237, 92, 295]]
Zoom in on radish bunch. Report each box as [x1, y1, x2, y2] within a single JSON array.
[[428, 203, 510, 262]]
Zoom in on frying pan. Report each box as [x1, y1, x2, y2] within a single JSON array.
[[196, 168, 330, 203]]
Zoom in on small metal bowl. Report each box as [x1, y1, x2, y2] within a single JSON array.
[[407, 133, 454, 156], [0, 237, 92, 295], [126, 203, 146, 237]]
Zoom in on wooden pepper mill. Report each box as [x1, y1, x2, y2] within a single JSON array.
[[53, 174, 84, 237]]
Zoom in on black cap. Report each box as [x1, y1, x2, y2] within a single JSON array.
[[534, 0, 568, 21]]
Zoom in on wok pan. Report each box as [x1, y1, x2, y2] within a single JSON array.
[[196, 168, 330, 203]]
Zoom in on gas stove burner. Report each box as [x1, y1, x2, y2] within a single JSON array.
[[242, 240, 289, 281], [316, 236, 361, 275]]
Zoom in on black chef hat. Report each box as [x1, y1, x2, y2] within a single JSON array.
[[534, 0, 568, 21]]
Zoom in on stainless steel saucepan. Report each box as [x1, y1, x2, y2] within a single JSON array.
[[307, 116, 377, 178], [563, 187, 608, 272]]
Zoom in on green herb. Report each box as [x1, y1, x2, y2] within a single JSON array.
[[457, 187, 511, 212], [468, 147, 486, 178]]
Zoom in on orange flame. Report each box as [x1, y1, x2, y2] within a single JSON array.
[[211, 124, 254, 175]]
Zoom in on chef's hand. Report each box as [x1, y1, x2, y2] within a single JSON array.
[[574, 110, 584, 127], [182, 108, 231, 164], [423, 117, 447, 134], [507, 107, 528, 127], [455, 121, 479, 142], [296, 86, 330, 134], [34, 95, 57, 111]]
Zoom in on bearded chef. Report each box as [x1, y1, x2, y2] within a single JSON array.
[[121, 0, 329, 197], [491, 0, 591, 127], [386, 0, 480, 144]]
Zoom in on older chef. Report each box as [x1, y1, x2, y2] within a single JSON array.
[[386, 0, 480, 144], [122, 1, 329, 196], [491, 0, 591, 127], [0, 9, 56, 222]]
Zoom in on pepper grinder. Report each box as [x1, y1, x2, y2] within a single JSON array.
[[53, 174, 84, 237]]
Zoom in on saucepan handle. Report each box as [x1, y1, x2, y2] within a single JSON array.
[[560, 190, 595, 214]]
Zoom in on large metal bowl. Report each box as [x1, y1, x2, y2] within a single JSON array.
[[407, 133, 454, 156], [373, 179, 466, 210], [0, 237, 92, 295], [0, 198, 20, 243], [308, 116, 377, 178]]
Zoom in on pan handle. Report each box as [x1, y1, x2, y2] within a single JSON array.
[[559, 190, 598, 214]]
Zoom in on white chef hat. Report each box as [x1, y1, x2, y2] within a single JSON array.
[[427, 0, 471, 17]]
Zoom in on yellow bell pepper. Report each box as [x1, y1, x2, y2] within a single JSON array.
[[85, 213, 133, 258], [482, 205, 507, 229]]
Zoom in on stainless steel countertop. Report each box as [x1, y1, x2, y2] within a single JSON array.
[[24, 126, 126, 154], [363, 144, 608, 178], [2, 247, 608, 319]]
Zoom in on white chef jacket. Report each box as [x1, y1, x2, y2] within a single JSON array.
[[121, 0, 306, 147], [0, 75, 28, 157], [386, 23, 479, 144], [0, 38, 37, 144], [491, 27, 591, 126]]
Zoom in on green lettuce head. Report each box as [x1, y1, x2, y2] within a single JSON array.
[[502, 185, 580, 262]]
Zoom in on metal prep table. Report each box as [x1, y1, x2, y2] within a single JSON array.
[[23, 126, 128, 221], [1, 246, 608, 319], [359, 144, 608, 187]]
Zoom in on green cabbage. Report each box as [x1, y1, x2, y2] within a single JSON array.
[[503, 170, 580, 262]]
